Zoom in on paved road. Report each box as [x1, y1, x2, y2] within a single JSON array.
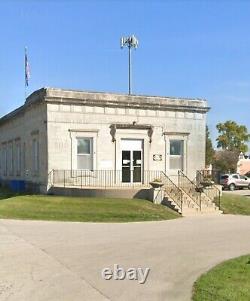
[[0, 215, 250, 301]]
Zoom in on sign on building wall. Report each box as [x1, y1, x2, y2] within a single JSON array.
[[153, 154, 162, 161]]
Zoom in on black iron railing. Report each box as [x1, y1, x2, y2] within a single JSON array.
[[197, 169, 222, 184], [178, 170, 201, 210], [51, 169, 162, 189], [196, 170, 221, 210], [160, 172, 183, 211]]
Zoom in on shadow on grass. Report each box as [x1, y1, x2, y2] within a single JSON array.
[[0, 187, 27, 201]]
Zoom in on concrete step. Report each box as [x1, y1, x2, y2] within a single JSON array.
[[161, 198, 182, 214], [199, 210, 223, 215], [182, 209, 223, 216], [164, 189, 222, 216], [201, 203, 216, 208]]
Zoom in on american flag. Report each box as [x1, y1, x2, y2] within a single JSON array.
[[25, 47, 30, 87]]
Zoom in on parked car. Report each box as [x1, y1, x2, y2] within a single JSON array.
[[220, 174, 250, 191], [244, 171, 250, 178]]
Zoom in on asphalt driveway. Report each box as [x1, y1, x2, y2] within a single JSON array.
[[0, 215, 250, 301]]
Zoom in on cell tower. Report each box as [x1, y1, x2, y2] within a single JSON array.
[[120, 35, 139, 95]]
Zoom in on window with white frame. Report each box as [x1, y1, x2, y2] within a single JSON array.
[[8, 142, 14, 175], [0, 147, 2, 175], [15, 141, 21, 176], [32, 138, 39, 174], [2, 145, 7, 176], [77, 138, 93, 170], [169, 140, 184, 170], [23, 142, 26, 172]]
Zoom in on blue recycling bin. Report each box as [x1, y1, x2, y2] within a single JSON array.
[[10, 180, 26, 192]]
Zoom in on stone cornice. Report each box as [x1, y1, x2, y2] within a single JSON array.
[[163, 131, 190, 136], [110, 123, 154, 143], [42, 88, 209, 113], [111, 123, 152, 130], [0, 87, 209, 126]]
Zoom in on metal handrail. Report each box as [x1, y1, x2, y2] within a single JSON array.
[[178, 170, 201, 210], [196, 170, 221, 210], [47, 169, 54, 188], [51, 169, 162, 189], [160, 172, 183, 211], [197, 169, 222, 184], [212, 184, 221, 210]]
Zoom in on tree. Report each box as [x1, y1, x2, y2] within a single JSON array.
[[205, 126, 214, 166], [213, 150, 239, 173], [216, 120, 250, 153]]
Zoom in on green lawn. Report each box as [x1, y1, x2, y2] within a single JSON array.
[[192, 255, 250, 301], [219, 193, 250, 215], [0, 191, 180, 222]]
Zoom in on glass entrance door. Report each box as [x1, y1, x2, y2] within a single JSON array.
[[122, 151, 131, 183], [122, 150, 142, 183], [133, 151, 142, 182]]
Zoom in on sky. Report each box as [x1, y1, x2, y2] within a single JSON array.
[[0, 0, 250, 147]]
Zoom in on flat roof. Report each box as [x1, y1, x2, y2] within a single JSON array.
[[26, 87, 207, 103], [0, 87, 209, 125]]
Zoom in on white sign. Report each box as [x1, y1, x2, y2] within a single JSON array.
[[153, 154, 162, 161], [123, 160, 130, 164]]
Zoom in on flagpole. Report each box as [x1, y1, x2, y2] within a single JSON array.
[[25, 47, 27, 101], [24, 46, 30, 101]]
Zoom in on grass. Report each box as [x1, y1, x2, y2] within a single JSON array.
[[0, 189, 180, 222], [219, 193, 250, 215], [192, 255, 250, 301]]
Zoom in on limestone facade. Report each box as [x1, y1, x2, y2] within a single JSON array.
[[0, 88, 209, 192]]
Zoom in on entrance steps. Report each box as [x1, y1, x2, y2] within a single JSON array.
[[161, 172, 223, 216], [164, 190, 223, 216], [181, 208, 223, 216]]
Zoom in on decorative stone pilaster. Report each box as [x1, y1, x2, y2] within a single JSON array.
[[110, 124, 116, 142]]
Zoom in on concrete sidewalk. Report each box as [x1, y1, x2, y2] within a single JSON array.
[[0, 215, 250, 301], [223, 189, 250, 196]]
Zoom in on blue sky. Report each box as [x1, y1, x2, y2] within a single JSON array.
[[0, 0, 250, 147]]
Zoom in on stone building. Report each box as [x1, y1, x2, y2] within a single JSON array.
[[237, 153, 250, 175], [0, 87, 209, 197]]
